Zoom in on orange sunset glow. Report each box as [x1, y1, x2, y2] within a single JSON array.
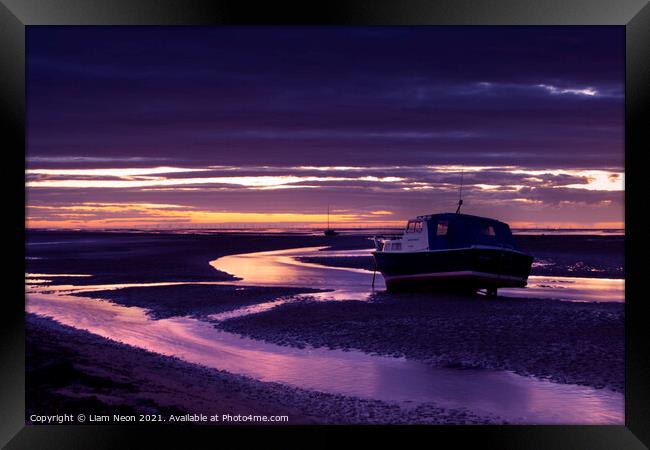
[[26, 27, 624, 231]]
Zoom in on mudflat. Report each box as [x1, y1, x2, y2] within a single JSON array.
[[26, 230, 624, 424]]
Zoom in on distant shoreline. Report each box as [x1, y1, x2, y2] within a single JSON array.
[[26, 228, 625, 236], [25, 231, 624, 283]]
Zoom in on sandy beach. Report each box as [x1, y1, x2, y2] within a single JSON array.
[[26, 314, 501, 424], [220, 292, 624, 392], [26, 230, 625, 424]]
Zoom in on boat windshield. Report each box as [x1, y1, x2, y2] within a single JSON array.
[[405, 220, 423, 233]]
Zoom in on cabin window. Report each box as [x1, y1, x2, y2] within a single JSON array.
[[481, 224, 496, 236], [391, 242, 402, 251], [405, 220, 422, 233], [436, 220, 448, 236]]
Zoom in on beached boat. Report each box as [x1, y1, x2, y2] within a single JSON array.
[[372, 212, 533, 295]]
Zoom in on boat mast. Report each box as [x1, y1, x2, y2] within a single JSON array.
[[456, 170, 464, 214]]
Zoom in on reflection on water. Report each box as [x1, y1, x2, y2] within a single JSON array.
[[26, 279, 52, 285], [26, 281, 222, 295], [502, 276, 624, 302], [208, 298, 295, 322], [210, 247, 624, 303], [26, 273, 92, 278], [25, 273, 92, 285], [24, 244, 624, 424], [210, 247, 380, 300], [27, 292, 623, 424]]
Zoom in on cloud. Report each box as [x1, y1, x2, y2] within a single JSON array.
[[26, 165, 623, 193], [461, 80, 615, 99], [509, 169, 624, 191], [536, 84, 598, 97], [25, 28, 624, 228], [27, 156, 172, 163], [26, 202, 404, 229], [199, 129, 480, 141], [27, 166, 209, 178], [26, 171, 406, 189]]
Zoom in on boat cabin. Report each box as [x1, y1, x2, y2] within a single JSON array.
[[377, 213, 517, 253]]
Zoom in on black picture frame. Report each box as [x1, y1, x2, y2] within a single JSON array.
[[2, 1, 648, 448]]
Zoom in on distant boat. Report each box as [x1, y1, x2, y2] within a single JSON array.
[[323, 205, 339, 237], [372, 209, 533, 295]]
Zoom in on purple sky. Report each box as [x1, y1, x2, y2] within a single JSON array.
[[26, 27, 624, 229]]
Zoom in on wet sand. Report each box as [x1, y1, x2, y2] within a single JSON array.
[[27, 230, 372, 286], [25, 230, 625, 424], [63, 284, 321, 320], [28, 289, 623, 424], [220, 293, 624, 392], [27, 314, 500, 424]]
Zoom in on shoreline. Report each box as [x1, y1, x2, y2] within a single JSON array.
[[67, 284, 323, 320], [26, 231, 375, 287], [26, 314, 503, 425], [219, 293, 624, 393], [25, 231, 625, 423], [56, 276, 625, 393]]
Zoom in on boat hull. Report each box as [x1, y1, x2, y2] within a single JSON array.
[[373, 247, 533, 291]]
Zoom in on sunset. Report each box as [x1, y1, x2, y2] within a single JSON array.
[[26, 26, 625, 428], [26, 27, 624, 230]]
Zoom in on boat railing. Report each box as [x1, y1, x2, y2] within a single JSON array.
[[372, 234, 403, 251]]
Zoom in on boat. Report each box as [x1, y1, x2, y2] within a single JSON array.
[[323, 205, 339, 237], [372, 209, 533, 295]]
